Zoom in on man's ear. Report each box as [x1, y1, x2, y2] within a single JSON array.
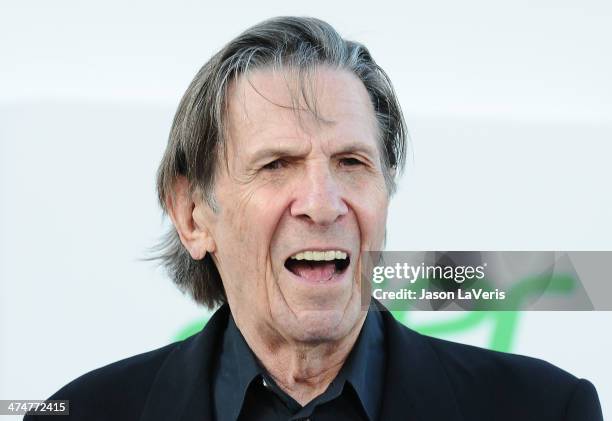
[[165, 176, 216, 260]]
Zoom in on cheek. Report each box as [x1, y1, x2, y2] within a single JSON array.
[[345, 186, 389, 250], [217, 185, 288, 272]]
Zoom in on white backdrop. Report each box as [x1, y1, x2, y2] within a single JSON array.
[[1, 0, 611, 418]]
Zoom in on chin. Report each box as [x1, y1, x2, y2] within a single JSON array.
[[279, 305, 362, 344]]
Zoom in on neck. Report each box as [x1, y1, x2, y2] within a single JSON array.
[[236, 313, 367, 406]]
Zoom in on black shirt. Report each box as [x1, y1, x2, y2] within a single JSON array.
[[212, 308, 386, 421]]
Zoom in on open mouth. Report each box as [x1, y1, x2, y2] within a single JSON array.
[[284, 250, 351, 283]]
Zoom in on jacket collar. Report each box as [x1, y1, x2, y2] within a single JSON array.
[[377, 306, 464, 420], [139, 303, 463, 421], [139, 305, 228, 421]]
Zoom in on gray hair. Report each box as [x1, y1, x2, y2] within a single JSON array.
[[154, 16, 407, 308]]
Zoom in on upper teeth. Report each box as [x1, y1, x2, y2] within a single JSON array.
[[290, 250, 348, 261]]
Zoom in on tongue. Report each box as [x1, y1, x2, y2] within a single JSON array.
[[291, 261, 336, 282]]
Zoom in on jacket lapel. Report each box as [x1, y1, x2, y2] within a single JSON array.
[[139, 305, 230, 421], [378, 308, 464, 421]]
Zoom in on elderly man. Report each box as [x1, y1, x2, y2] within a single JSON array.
[[27, 16, 602, 421]]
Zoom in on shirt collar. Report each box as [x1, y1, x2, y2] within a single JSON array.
[[337, 307, 385, 421], [212, 314, 264, 421]]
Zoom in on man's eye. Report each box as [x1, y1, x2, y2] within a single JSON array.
[[339, 157, 364, 167], [262, 159, 288, 170]]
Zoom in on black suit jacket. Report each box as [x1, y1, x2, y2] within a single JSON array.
[[26, 304, 603, 421]]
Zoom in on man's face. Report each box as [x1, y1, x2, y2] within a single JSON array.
[[197, 67, 389, 343]]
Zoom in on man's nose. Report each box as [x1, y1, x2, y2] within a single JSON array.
[[290, 164, 348, 226]]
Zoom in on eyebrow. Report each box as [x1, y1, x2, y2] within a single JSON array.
[[332, 141, 379, 159], [248, 144, 308, 165]]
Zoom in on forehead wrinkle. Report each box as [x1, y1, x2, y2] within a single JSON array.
[[228, 67, 380, 168]]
